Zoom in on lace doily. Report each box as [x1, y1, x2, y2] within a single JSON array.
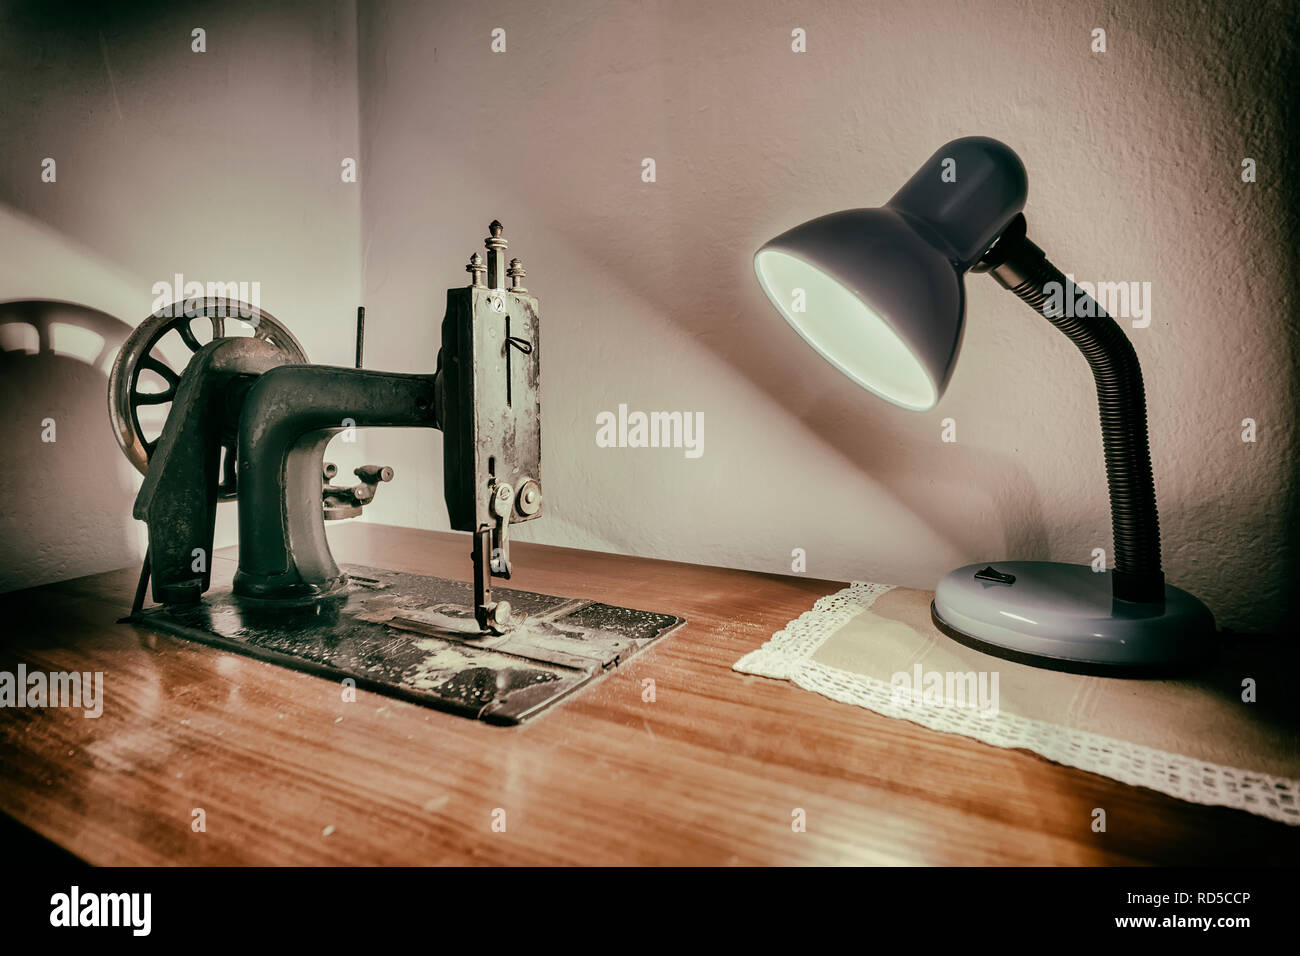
[[734, 582, 1300, 827]]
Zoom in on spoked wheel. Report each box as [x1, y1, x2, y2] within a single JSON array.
[[107, 299, 307, 499]]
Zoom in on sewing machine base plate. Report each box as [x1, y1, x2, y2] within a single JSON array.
[[129, 564, 685, 724]]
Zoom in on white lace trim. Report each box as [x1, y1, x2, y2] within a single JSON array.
[[734, 582, 1300, 827]]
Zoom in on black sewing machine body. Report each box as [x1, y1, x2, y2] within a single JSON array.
[[108, 222, 681, 723]]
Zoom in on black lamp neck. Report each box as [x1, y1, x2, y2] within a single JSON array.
[[977, 214, 1166, 605]]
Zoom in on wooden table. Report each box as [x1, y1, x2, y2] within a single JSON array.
[[1, 523, 1294, 865]]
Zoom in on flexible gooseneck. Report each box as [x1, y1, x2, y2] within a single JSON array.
[[978, 214, 1164, 604]]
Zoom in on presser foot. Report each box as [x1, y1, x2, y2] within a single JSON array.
[[476, 600, 513, 635], [472, 527, 512, 634]]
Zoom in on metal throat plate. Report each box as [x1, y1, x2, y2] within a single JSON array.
[[129, 564, 685, 724]]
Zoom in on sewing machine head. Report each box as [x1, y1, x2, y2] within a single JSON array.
[[109, 220, 542, 634], [108, 220, 682, 723], [438, 220, 543, 631]]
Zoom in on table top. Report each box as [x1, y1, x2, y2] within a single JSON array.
[[1, 522, 1294, 864]]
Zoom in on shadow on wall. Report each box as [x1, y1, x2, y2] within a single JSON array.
[[1274, 19, 1300, 628], [1123, 3, 1300, 634], [507, 3, 1298, 631], [0, 300, 139, 592], [416, 152, 1055, 570]]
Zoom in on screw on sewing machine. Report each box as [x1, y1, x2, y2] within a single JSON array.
[[323, 464, 395, 520], [466, 252, 486, 288], [485, 600, 512, 632], [507, 258, 527, 293], [516, 477, 541, 516]]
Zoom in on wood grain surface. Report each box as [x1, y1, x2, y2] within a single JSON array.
[[1, 522, 1294, 865]]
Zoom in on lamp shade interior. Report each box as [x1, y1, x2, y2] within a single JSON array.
[[754, 248, 939, 411], [753, 138, 1029, 412]]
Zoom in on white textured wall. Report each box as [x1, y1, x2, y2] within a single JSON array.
[[3, 1, 1293, 636], [357, 0, 1297, 632], [0, 0, 362, 592]]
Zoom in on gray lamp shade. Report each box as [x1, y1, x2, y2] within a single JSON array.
[[754, 137, 1028, 410]]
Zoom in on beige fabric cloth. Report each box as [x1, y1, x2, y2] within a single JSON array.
[[734, 582, 1300, 825]]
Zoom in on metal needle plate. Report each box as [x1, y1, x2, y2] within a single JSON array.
[[129, 564, 685, 724]]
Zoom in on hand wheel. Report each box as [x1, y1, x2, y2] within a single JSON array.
[[107, 298, 307, 499]]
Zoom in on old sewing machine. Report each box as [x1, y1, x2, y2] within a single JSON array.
[[107, 221, 683, 723]]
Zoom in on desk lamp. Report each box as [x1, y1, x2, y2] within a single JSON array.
[[754, 137, 1214, 673]]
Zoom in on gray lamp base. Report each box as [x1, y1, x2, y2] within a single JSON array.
[[931, 561, 1215, 676]]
